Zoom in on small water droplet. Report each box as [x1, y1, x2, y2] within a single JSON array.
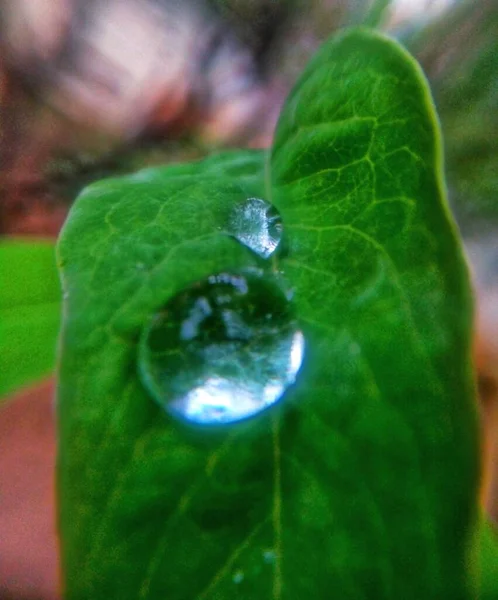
[[262, 549, 276, 564], [232, 570, 244, 584], [229, 197, 283, 259], [138, 271, 304, 425]]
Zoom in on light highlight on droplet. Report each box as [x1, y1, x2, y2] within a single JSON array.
[[228, 197, 283, 259]]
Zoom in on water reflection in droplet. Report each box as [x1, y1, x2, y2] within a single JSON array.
[[138, 272, 304, 425], [229, 198, 283, 259]]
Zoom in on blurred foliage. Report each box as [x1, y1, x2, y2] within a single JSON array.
[[2, 0, 496, 236], [477, 516, 498, 599], [0, 240, 60, 399], [44, 139, 203, 206], [399, 0, 498, 231]]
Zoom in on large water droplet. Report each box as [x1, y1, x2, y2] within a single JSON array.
[[229, 198, 283, 259], [138, 272, 304, 425]]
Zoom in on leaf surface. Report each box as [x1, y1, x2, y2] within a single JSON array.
[[57, 32, 479, 599], [269, 27, 479, 599]]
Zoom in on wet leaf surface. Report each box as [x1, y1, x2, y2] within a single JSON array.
[[57, 31, 480, 599]]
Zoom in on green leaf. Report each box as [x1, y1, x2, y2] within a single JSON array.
[[269, 27, 479, 598], [57, 31, 480, 599], [0, 239, 61, 399]]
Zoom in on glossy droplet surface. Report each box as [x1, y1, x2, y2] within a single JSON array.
[[229, 198, 283, 259], [138, 272, 304, 424]]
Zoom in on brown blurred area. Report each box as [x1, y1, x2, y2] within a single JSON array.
[[0, 381, 58, 600], [470, 237, 498, 517], [1, 1, 497, 598], [0, 0, 289, 238]]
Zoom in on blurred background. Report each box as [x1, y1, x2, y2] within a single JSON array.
[[0, 0, 497, 598]]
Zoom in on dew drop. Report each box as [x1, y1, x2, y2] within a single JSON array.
[[229, 197, 283, 259], [262, 549, 276, 565], [138, 271, 304, 425], [232, 570, 244, 584]]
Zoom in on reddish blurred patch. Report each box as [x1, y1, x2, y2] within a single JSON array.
[[0, 379, 59, 600], [475, 297, 498, 520]]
